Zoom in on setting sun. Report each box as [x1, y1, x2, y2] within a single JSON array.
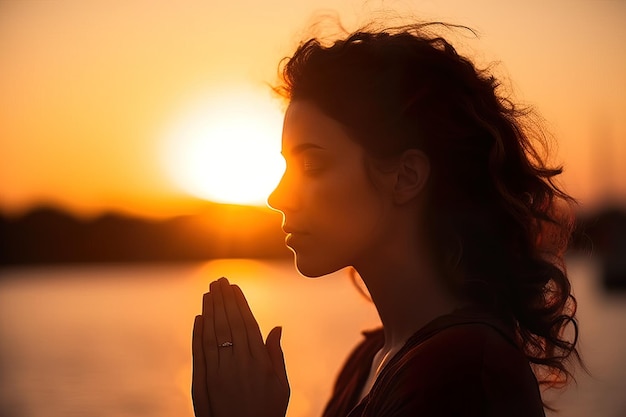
[[161, 87, 286, 206]]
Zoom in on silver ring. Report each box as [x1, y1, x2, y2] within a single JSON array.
[[218, 341, 233, 348]]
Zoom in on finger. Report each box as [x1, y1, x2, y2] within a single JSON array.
[[211, 278, 234, 365], [219, 279, 249, 356], [266, 326, 289, 389], [232, 284, 265, 358], [202, 293, 218, 370], [192, 315, 211, 417]]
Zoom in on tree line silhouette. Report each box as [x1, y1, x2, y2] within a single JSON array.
[[1, 203, 624, 289], [0, 204, 290, 265]]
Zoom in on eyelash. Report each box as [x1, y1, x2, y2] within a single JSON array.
[[302, 160, 323, 175], [283, 156, 323, 176]]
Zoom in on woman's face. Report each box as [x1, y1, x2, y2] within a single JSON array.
[[268, 100, 391, 277]]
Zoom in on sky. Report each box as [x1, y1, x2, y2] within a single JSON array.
[[1, 0, 625, 217]]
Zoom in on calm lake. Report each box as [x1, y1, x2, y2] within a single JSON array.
[[1, 257, 625, 417]]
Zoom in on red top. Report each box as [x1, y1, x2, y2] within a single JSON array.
[[322, 307, 546, 417]]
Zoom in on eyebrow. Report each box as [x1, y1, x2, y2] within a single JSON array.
[[284, 143, 325, 156]]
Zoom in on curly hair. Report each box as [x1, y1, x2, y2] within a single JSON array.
[[274, 22, 581, 390]]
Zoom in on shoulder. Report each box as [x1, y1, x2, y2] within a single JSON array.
[[408, 321, 524, 369], [392, 322, 529, 387], [366, 323, 545, 417]]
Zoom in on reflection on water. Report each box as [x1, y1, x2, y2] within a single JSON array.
[[0, 257, 624, 417], [0, 260, 379, 417]]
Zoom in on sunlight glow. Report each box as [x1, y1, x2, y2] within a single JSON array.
[[162, 87, 286, 206]]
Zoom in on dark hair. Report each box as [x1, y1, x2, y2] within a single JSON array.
[[274, 22, 581, 389]]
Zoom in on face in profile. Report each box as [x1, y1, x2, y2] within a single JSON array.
[[268, 100, 392, 278]]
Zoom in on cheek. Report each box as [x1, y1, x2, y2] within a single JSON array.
[[310, 168, 383, 249], [288, 156, 386, 278]]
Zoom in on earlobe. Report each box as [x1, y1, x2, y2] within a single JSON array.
[[393, 149, 430, 205]]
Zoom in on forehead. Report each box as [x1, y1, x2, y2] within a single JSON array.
[[282, 100, 358, 153]]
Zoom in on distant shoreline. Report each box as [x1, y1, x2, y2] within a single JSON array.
[[0, 205, 291, 266], [2, 204, 625, 271]]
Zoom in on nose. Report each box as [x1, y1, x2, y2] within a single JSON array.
[[267, 172, 296, 213]]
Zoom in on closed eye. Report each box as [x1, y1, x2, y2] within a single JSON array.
[[302, 158, 325, 175], [304, 160, 317, 171], [282, 148, 327, 176]]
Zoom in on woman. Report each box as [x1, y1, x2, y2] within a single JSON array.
[[191, 22, 580, 417]]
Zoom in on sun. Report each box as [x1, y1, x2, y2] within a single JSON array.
[[161, 86, 286, 206]]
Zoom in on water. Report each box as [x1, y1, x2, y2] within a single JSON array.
[[0, 257, 624, 417]]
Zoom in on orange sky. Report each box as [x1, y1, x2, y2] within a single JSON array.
[[1, 0, 625, 217]]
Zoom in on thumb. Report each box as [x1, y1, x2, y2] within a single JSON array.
[[266, 326, 289, 387]]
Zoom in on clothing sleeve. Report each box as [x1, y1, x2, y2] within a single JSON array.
[[362, 324, 546, 417]]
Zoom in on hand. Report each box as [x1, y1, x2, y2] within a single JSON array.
[[192, 277, 290, 417]]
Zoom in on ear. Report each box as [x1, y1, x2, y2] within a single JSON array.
[[393, 149, 430, 205]]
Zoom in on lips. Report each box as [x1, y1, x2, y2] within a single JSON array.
[[282, 225, 309, 248]]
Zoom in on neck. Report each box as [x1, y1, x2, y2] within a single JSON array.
[[354, 238, 461, 352]]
